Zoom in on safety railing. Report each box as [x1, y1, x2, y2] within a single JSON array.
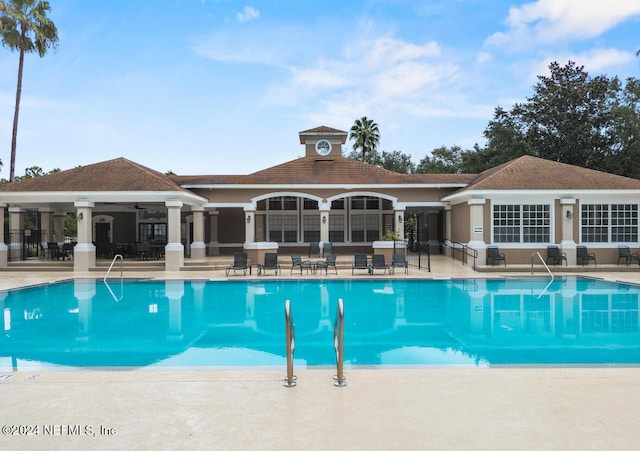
[[443, 239, 478, 270], [103, 254, 124, 282], [531, 252, 555, 299], [283, 299, 297, 388], [333, 298, 346, 387], [103, 254, 124, 302]]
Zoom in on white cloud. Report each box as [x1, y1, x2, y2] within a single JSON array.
[[528, 48, 636, 82], [487, 0, 640, 47], [237, 6, 260, 23]]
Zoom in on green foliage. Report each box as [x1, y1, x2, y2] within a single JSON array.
[[349, 116, 380, 162], [345, 148, 416, 173], [416, 145, 465, 174], [1, 0, 59, 181]]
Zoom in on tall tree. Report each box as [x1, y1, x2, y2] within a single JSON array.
[[0, 0, 58, 182], [348, 116, 380, 162]]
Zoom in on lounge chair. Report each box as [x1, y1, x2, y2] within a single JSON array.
[[316, 253, 337, 275], [352, 253, 371, 275], [486, 246, 506, 266], [617, 246, 640, 266], [322, 242, 334, 256], [391, 253, 408, 274], [226, 252, 248, 276], [290, 253, 312, 274], [260, 252, 280, 276], [308, 242, 320, 258], [370, 254, 390, 275], [576, 246, 596, 266], [546, 245, 567, 266]]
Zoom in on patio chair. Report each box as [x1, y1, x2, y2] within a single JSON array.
[[316, 253, 337, 275], [308, 242, 320, 258], [225, 252, 248, 276], [290, 253, 312, 274], [260, 252, 280, 276], [352, 253, 371, 275], [370, 254, 390, 275], [576, 246, 596, 266], [391, 253, 408, 274], [546, 245, 567, 266], [617, 246, 640, 266], [322, 242, 334, 256], [486, 246, 506, 266]]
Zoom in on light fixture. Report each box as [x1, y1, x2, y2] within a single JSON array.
[[78, 212, 83, 221], [398, 214, 403, 223], [322, 215, 327, 224], [566, 210, 573, 219], [246, 215, 251, 224]]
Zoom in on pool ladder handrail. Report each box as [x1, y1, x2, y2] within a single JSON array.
[[531, 252, 554, 299], [104, 254, 124, 282], [103, 254, 125, 302], [283, 299, 297, 387], [333, 298, 346, 387]]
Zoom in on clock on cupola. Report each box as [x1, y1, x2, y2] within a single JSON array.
[[298, 126, 348, 158]]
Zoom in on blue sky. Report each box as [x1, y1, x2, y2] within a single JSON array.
[[0, 0, 639, 176]]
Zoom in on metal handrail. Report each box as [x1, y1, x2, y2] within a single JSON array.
[[103, 254, 124, 302], [531, 252, 554, 299], [283, 299, 296, 388], [103, 254, 124, 282], [443, 239, 478, 270], [531, 252, 554, 280], [333, 298, 346, 387]]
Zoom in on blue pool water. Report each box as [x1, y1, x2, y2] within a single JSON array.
[[1, 276, 639, 370]]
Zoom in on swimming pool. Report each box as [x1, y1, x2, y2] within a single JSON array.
[[1, 276, 639, 370]]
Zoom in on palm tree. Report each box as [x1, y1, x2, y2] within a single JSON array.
[[0, 0, 58, 182], [349, 116, 380, 162]]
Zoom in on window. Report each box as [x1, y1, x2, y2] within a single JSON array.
[[139, 223, 167, 242], [522, 205, 550, 243], [268, 196, 297, 211], [351, 214, 379, 242], [303, 215, 320, 242], [612, 204, 638, 242], [303, 199, 318, 210], [351, 196, 379, 210], [493, 204, 550, 243], [329, 215, 345, 242], [268, 215, 297, 242], [581, 204, 637, 243], [493, 205, 520, 243]]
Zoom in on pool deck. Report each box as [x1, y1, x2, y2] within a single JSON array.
[[2, 256, 640, 450]]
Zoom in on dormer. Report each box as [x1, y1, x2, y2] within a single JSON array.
[[298, 126, 348, 158]]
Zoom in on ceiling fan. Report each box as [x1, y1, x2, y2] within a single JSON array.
[[129, 203, 147, 210]]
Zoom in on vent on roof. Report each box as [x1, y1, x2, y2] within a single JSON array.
[[315, 158, 334, 162]]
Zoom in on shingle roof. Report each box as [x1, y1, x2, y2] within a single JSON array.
[[173, 156, 475, 186], [0, 157, 188, 192], [461, 155, 640, 191]]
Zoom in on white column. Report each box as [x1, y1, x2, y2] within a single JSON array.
[[208, 210, 220, 256], [53, 211, 66, 243], [444, 206, 452, 257], [468, 198, 487, 265], [0, 203, 7, 267], [395, 208, 405, 241], [8, 207, 23, 260], [165, 200, 184, 271], [74, 201, 96, 272], [320, 202, 330, 243], [39, 208, 54, 243], [560, 198, 577, 265], [191, 208, 206, 260], [244, 208, 255, 243]]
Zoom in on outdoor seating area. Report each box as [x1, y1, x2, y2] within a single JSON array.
[[617, 246, 640, 266], [40, 242, 75, 261], [547, 245, 568, 266], [576, 246, 596, 266], [486, 246, 506, 266]]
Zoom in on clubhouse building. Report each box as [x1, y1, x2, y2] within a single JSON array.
[[0, 125, 639, 272]]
